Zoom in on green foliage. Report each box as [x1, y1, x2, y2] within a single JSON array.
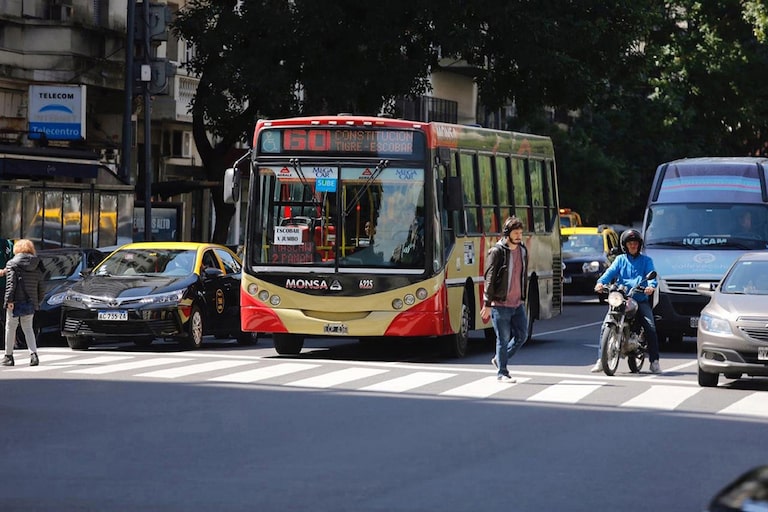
[[173, 0, 768, 237]]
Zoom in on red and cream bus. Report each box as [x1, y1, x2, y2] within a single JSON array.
[[224, 115, 562, 357]]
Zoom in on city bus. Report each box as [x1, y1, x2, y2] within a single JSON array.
[[642, 157, 768, 345], [224, 115, 562, 357]]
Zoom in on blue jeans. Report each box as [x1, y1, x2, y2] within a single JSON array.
[[491, 304, 528, 377], [597, 300, 659, 362]]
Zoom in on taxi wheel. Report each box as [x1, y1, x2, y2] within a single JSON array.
[[66, 336, 90, 350], [185, 305, 204, 349]]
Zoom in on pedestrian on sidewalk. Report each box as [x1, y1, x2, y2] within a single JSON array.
[[1, 239, 44, 367]]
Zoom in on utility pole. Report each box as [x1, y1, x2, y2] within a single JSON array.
[[132, 1, 173, 241], [121, 0, 135, 184]]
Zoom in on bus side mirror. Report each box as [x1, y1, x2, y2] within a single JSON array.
[[444, 176, 462, 212], [223, 167, 240, 204]]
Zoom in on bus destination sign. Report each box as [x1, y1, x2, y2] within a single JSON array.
[[259, 128, 422, 158]]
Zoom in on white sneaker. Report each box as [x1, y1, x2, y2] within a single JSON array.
[[497, 374, 515, 383], [650, 361, 661, 374], [590, 359, 603, 373]]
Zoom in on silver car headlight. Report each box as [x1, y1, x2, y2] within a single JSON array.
[[140, 290, 185, 305], [699, 312, 732, 335]]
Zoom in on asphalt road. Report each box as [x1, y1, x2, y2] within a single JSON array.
[[0, 296, 765, 511]]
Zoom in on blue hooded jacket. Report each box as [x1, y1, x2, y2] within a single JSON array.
[[597, 252, 657, 302]]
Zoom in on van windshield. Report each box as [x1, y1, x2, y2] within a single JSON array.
[[645, 204, 768, 250]]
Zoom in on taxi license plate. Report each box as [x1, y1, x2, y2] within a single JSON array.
[[97, 310, 128, 321], [759, 347, 768, 361], [563, 276, 572, 284], [690, 317, 700, 328]]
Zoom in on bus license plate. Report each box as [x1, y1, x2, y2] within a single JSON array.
[[759, 347, 768, 361], [98, 310, 128, 321], [690, 317, 699, 328], [324, 323, 348, 335]]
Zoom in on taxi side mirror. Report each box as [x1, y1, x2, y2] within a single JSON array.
[[203, 267, 223, 278]]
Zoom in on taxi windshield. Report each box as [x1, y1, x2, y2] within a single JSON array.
[[95, 249, 197, 276], [561, 234, 603, 257]]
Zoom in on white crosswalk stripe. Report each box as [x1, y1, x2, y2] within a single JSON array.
[[68, 357, 192, 375], [527, 380, 605, 404], [440, 376, 528, 398], [209, 362, 319, 383], [360, 371, 456, 393], [718, 393, 768, 418], [286, 367, 388, 388], [135, 360, 253, 378], [620, 385, 701, 410]]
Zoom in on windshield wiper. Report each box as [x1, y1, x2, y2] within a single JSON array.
[[343, 159, 389, 217]]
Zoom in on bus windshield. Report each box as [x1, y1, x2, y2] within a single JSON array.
[[645, 204, 768, 250], [253, 164, 427, 269]]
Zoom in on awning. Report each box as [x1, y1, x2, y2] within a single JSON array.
[[0, 148, 101, 179]]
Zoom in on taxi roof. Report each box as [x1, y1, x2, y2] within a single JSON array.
[[561, 225, 615, 236]]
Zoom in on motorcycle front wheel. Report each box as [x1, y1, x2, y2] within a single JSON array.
[[627, 345, 646, 373], [600, 326, 621, 376]]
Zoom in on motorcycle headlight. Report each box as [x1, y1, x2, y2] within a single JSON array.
[[699, 313, 732, 335], [607, 291, 624, 307], [140, 289, 185, 305]]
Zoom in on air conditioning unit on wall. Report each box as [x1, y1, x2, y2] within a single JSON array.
[[182, 131, 192, 158]]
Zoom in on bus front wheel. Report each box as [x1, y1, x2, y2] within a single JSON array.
[[273, 334, 304, 355], [444, 295, 470, 358]]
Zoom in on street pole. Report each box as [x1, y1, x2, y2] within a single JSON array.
[[121, 0, 135, 184], [142, 0, 152, 241]]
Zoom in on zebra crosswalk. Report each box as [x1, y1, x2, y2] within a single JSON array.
[[3, 348, 768, 420]]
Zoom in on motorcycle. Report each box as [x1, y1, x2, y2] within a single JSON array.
[[598, 271, 657, 376]]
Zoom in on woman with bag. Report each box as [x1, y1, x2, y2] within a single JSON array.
[[1, 239, 43, 367]]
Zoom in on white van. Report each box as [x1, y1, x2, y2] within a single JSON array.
[[642, 157, 768, 345]]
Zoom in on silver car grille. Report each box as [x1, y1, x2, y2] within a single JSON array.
[[737, 316, 768, 342], [663, 279, 715, 296]]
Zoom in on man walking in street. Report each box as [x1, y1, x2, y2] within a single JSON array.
[[481, 217, 529, 382]]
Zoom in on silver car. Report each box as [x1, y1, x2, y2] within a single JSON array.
[[697, 252, 768, 387]]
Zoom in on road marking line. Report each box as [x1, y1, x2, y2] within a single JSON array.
[[286, 367, 388, 388], [67, 357, 191, 375], [360, 371, 456, 393], [527, 380, 605, 404], [718, 393, 768, 418], [209, 362, 319, 383], [440, 376, 529, 398], [620, 385, 700, 410], [63, 355, 134, 366], [135, 360, 253, 378]]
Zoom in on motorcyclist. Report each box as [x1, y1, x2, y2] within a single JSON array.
[[591, 229, 661, 374]]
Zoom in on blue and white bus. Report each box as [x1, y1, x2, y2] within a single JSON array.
[[642, 157, 768, 345]]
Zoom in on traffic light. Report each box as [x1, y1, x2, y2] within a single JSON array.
[[134, 2, 172, 44]]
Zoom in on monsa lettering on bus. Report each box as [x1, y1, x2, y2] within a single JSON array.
[[286, 278, 328, 290]]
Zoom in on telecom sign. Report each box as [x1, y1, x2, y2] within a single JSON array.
[[28, 85, 86, 141]]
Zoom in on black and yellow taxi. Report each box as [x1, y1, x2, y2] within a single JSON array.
[[59, 242, 254, 350], [561, 225, 620, 302]]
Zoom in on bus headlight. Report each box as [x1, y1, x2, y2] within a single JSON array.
[[416, 287, 428, 300], [258, 290, 269, 302], [269, 295, 281, 306], [404, 294, 416, 306], [248, 283, 259, 295], [392, 298, 404, 310]]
